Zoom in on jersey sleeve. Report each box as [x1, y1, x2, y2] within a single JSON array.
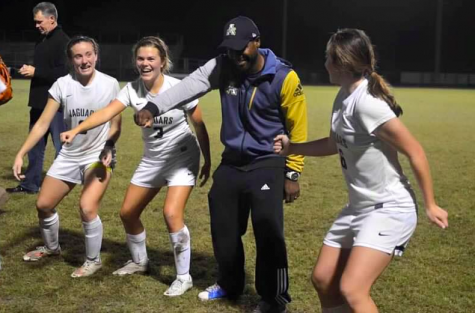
[[280, 70, 308, 173], [183, 99, 199, 111], [116, 84, 131, 107], [111, 80, 120, 100], [356, 95, 396, 134], [48, 79, 63, 106]]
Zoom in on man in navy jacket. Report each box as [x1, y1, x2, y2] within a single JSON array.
[[135, 16, 308, 313]]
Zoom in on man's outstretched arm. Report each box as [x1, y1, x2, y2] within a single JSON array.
[[136, 57, 221, 127]]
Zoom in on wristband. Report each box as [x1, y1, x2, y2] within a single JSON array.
[[105, 140, 115, 148], [143, 102, 159, 116]]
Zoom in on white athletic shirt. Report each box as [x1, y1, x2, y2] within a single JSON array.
[[49, 71, 120, 158], [116, 75, 198, 159], [331, 79, 415, 211]]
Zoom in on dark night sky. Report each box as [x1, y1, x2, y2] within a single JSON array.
[[1, 0, 474, 74]]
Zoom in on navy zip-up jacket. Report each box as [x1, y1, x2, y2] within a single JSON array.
[[145, 48, 307, 172]]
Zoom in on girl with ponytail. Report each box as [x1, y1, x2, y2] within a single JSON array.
[[273, 28, 448, 313]]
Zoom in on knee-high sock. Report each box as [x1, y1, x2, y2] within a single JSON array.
[[82, 216, 103, 262], [39, 212, 60, 251], [126, 231, 147, 265], [322, 304, 351, 313], [169, 225, 191, 278]]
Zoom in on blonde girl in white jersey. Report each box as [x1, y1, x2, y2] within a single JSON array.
[[12, 36, 122, 278], [274, 29, 448, 313], [61, 36, 211, 297]]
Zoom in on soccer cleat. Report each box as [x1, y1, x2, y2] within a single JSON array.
[[71, 260, 102, 278], [112, 260, 149, 276], [163, 276, 193, 297], [23, 246, 61, 262], [198, 283, 227, 301], [252, 301, 287, 313]]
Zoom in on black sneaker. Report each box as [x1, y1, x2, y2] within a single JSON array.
[[6, 186, 38, 194], [252, 301, 287, 313]]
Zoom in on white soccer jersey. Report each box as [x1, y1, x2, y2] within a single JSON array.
[[49, 71, 120, 158], [116, 75, 198, 159], [331, 79, 415, 211]]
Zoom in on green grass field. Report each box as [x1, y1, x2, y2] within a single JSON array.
[[0, 80, 474, 313]]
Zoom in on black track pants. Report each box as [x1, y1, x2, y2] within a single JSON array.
[[208, 164, 291, 305]]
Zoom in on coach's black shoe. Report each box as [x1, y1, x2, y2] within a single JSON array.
[[6, 185, 38, 194]]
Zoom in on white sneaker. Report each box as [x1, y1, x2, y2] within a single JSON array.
[[23, 246, 61, 262], [71, 260, 102, 278], [113, 260, 149, 276], [164, 276, 193, 297]]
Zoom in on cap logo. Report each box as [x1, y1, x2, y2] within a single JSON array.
[[252, 33, 257, 38], [226, 24, 237, 36]]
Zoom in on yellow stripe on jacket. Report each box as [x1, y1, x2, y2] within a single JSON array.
[[280, 70, 308, 173]]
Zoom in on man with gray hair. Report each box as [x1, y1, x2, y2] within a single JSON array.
[[7, 2, 69, 194]]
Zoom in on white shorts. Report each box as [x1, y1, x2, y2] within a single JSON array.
[[47, 152, 115, 185], [323, 206, 418, 256], [131, 144, 200, 189]]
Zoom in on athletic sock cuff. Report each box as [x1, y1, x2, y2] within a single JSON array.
[[82, 216, 102, 230], [40, 212, 59, 227], [127, 230, 146, 243], [169, 225, 189, 239]]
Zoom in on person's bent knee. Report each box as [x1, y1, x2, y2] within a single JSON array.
[[340, 278, 368, 308], [79, 202, 99, 221], [163, 208, 181, 225], [119, 208, 140, 224], [312, 266, 335, 294], [36, 198, 55, 216]]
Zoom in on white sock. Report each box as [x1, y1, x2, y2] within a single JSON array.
[[322, 304, 351, 313], [169, 225, 191, 278], [82, 216, 103, 263], [127, 231, 147, 265], [39, 212, 60, 251]]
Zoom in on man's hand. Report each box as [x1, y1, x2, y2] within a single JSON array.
[[199, 162, 211, 187], [134, 102, 160, 128], [134, 109, 154, 128], [284, 180, 300, 203], [19, 64, 35, 78]]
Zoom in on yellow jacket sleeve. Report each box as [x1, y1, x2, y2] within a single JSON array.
[[280, 70, 308, 173]]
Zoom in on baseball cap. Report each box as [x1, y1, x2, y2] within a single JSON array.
[[218, 16, 260, 51]]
